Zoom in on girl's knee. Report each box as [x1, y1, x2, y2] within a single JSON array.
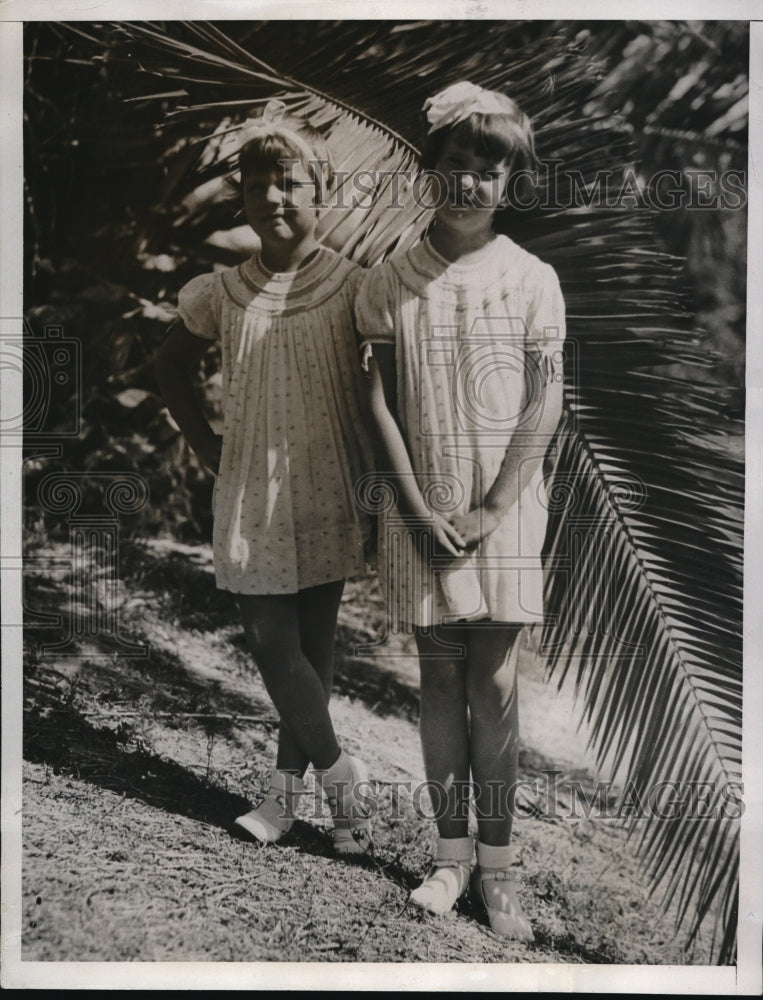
[[466, 638, 521, 706], [419, 658, 466, 699], [468, 628, 521, 678], [468, 669, 518, 711], [243, 622, 282, 662], [239, 596, 298, 665]]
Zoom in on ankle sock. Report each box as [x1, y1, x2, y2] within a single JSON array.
[[476, 841, 512, 871]]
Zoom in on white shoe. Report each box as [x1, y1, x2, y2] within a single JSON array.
[[234, 770, 304, 844], [409, 858, 471, 915], [471, 867, 535, 942]]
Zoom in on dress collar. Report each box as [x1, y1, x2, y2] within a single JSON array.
[[221, 245, 356, 315]]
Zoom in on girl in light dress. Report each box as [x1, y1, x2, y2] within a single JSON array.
[[356, 81, 566, 939], [155, 107, 375, 855]]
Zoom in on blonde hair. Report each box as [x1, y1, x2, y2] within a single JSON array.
[[238, 117, 333, 203]]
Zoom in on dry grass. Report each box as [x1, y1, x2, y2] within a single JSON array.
[[20, 537, 714, 966]]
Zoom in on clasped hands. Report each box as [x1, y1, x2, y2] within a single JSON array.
[[427, 506, 503, 561]]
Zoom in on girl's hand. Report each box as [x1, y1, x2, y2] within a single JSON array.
[[431, 511, 466, 557], [450, 506, 503, 550], [408, 510, 466, 559], [195, 433, 223, 477]]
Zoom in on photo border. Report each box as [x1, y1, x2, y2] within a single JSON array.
[[2, 3, 760, 993]]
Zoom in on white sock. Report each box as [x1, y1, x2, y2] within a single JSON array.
[[318, 750, 373, 813], [476, 841, 512, 871], [437, 835, 474, 864], [317, 750, 357, 814], [320, 749, 353, 787]]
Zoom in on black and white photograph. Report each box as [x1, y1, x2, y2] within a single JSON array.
[[1, 4, 761, 993]]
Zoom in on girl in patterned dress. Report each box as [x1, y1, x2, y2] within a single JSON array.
[[155, 108, 375, 855], [356, 82, 566, 937]]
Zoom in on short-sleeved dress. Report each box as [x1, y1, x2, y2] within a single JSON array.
[[177, 247, 373, 595], [355, 233, 565, 628]]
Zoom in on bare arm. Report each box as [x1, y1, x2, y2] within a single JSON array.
[[154, 319, 222, 476], [366, 343, 464, 556]]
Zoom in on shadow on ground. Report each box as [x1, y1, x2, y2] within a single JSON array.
[[23, 704, 252, 828], [25, 541, 422, 725]]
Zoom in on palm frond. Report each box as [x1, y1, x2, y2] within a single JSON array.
[[111, 21, 429, 267], [88, 20, 743, 962]]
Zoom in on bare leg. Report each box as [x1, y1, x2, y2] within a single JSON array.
[[238, 590, 341, 771], [273, 580, 345, 776], [464, 625, 522, 847], [414, 626, 471, 840]]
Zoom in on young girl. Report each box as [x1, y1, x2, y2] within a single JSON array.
[[356, 81, 565, 939], [155, 106, 375, 855]]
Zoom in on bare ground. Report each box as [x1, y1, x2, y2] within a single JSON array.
[[19, 536, 715, 966]]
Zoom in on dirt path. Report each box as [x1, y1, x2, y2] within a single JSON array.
[[19, 537, 711, 968]]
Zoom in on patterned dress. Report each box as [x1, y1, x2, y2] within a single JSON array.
[[355, 234, 566, 627], [178, 247, 373, 595]]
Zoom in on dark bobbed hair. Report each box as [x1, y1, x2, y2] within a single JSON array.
[[421, 97, 538, 207], [237, 119, 334, 202]]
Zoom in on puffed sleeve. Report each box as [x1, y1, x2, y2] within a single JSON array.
[[525, 262, 566, 384], [354, 264, 397, 369], [177, 271, 222, 341]]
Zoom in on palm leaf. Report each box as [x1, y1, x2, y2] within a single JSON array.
[[109, 21, 429, 266], [92, 19, 743, 962]]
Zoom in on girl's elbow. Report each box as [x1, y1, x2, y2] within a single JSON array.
[[368, 388, 395, 430], [368, 409, 392, 451]]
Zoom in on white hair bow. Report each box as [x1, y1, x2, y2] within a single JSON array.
[[423, 81, 509, 134], [237, 100, 316, 165]]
